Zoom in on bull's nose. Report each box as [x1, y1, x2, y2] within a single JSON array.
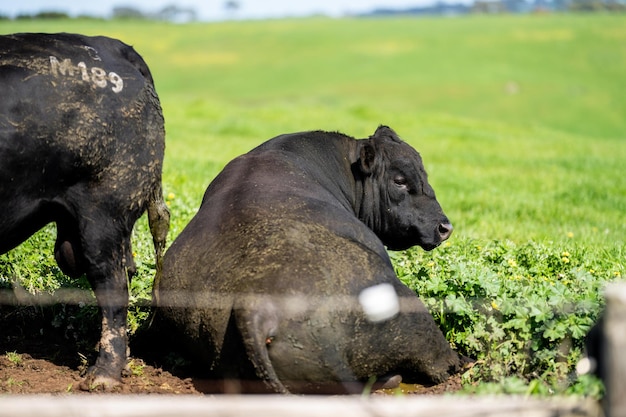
[[438, 222, 453, 241]]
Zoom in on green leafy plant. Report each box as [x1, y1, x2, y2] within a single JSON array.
[[393, 238, 621, 396], [4, 377, 24, 388], [127, 359, 146, 377], [5, 351, 23, 367]]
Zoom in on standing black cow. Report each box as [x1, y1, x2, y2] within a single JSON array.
[[0, 33, 170, 389], [154, 126, 460, 394]]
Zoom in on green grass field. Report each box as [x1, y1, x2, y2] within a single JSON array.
[[1, 14, 625, 395]]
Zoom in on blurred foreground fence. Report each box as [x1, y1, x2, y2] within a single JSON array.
[[601, 282, 626, 417], [0, 395, 604, 417], [1, 282, 626, 417]]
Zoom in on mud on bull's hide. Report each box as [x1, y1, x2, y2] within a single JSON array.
[[154, 126, 461, 394], [0, 33, 170, 389]]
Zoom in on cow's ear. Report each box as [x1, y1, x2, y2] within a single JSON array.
[[373, 125, 402, 143], [373, 125, 396, 138], [359, 142, 377, 174]]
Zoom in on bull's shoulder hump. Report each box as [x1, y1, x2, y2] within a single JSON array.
[[252, 130, 356, 152], [248, 130, 360, 178]]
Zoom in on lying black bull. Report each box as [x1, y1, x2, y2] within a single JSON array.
[[0, 33, 170, 388], [155, 126, 460, 394]]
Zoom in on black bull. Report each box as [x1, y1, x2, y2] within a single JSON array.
[[154, 126, 461, 394], [0, 33, 170, 388]]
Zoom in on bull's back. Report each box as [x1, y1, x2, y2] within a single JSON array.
[[161, 144, 383, 292], [0, 33, 153, 91], [0, 33, 165, 245], [1, 34, 156, 132], [1, 35, 163, 182], [157, 149, 390, 345], [157, 197, 395, 373]]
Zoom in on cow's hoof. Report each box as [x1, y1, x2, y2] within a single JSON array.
[[78, 373, 121, 392]]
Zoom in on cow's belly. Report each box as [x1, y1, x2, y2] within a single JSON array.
[[0, 198, 54, 254]]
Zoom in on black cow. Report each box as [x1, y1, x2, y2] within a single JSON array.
[[0, 33, 170, 388], [154, 126, 460, 394]]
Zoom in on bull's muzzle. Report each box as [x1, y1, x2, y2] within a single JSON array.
[[438, 222, 453, 242]]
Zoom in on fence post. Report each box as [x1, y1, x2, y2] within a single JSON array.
[[602, 282, 626, 417]]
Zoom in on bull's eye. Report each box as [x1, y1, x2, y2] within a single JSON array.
[[393, 175, 408, 188]]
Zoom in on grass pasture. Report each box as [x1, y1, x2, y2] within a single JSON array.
[[1, 14, 625, 395]]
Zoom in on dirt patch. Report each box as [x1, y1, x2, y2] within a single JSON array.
[[0, 350, 462, 396], [0, 351, 198, 395], [0, 305, 462, 396]]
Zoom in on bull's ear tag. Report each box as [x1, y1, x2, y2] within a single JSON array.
[[358, 283, 400, 322]]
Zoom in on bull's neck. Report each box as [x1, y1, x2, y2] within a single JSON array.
[[299, 135, 363, 215], [319, 136, 362, 214], [284, 134, 366, 218]]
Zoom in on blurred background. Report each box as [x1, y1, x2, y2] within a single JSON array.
[[4, 0, 624, 21]]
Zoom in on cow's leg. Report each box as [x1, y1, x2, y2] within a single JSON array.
[[78, 225, 132, 390]]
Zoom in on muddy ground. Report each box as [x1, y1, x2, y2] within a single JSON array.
[[0, 304, 462, 395]]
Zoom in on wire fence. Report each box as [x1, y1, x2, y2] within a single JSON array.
[[0, 279, 624, 417]]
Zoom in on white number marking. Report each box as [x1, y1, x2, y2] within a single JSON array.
[[49, 55, 124, 93]]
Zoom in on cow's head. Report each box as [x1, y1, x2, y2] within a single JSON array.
[[355, 126, 452, 251]]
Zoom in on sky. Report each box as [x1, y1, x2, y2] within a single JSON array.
[[1, 0, 452, 21]]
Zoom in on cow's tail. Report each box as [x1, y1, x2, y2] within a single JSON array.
[[147, 183, 170, 306], [235, 298, 291, 394]]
